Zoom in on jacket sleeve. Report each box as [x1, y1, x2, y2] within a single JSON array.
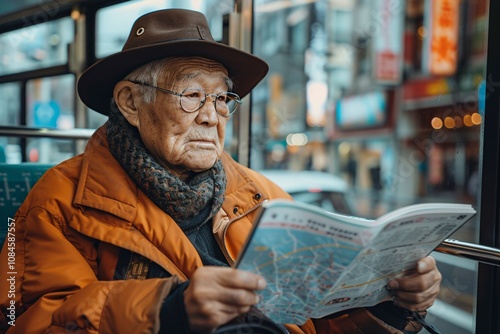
[[0, 206, 182, 334]]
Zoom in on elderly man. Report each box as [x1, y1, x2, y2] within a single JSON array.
[[0, 9, 441, 334]]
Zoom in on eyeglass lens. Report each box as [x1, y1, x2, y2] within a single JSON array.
[[181, 88, 240, 116]]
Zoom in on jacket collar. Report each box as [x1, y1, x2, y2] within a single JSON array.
[[73, 125, 139, 222]]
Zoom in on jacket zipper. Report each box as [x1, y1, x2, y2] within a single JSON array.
[[219, 199, 269, 265]]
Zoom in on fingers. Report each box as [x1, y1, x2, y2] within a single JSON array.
[[184, 267, 267, 333], [387, 256, 442, 311], [213, 267, 267, 291], [416, 256, 437, 274], [391, 277, 440, 311]]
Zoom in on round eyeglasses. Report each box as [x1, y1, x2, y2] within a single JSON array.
[[129, 81, 242, 117]]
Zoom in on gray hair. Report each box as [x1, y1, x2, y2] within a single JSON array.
[[124, 58, 172, 104]]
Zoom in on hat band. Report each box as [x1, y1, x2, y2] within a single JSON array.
[[197, 25, 212, 40]]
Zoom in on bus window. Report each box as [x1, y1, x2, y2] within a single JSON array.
[[0, 17, 74, 75], [251, 0, 488, 333], [0, 82, 20, 126], [0, 82, 21, 163], [95, 0, 233, 59], [27, 74, 75, 129], [23, 74, 76, 163]]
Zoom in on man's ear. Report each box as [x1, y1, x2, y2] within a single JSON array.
[[113, 81, 141, 129]]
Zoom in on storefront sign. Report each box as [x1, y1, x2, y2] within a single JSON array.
[[335, 91, 387, 129], [373, 0, 405, 84], [424, 0, 460, 76], [403, 77, 452, 101], [33, 101, 60, 128]]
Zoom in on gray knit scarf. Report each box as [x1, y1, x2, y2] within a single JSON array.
[[106, 105, 227, 230]]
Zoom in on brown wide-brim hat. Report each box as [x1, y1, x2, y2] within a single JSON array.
[[78, 9, 269, 115]]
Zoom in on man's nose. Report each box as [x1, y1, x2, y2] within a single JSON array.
[[197, 94, 220, 122], [205, 93, 219, 109]]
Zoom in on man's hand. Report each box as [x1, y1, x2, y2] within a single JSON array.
[[184, 266, 266, 333], [387, 256, 442, 311]]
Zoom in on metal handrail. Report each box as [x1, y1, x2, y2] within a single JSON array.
[[0, 125, 94, 139], [435, 239, 500, 267]]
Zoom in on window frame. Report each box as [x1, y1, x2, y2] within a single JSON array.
[[476, 1, 500, 332]]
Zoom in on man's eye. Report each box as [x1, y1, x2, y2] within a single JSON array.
[[217, 94, 228, 102], [185, 91, 201, 99]]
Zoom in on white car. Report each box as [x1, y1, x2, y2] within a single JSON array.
[[258, 169, 353, 215]]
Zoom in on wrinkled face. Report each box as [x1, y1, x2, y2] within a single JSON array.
[[115, 58, 231, 180]]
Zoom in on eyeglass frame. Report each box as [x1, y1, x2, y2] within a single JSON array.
[[128, 80, 242, 117]]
